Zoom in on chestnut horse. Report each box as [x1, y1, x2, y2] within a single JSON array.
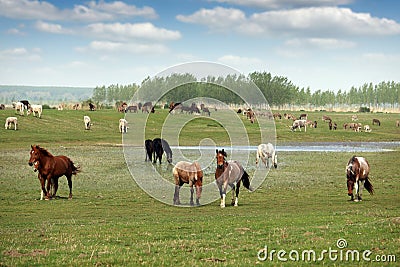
[[173, 161, 203, 206], [29, 145, 80, 200], [346, 156, 374, 201], [215, 149, 252, 208]]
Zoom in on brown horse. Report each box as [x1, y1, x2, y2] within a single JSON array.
[[346, 156, 374, 201], [215, 149, 252, 208], [28, 145, 80, 200], [173, 161, 203, 206]]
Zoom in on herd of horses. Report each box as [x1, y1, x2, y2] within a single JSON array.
[[28, 138, 373, 206], [13, 101, 377, 205]]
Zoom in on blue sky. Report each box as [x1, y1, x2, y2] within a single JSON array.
[[0, 0, 399, 92]]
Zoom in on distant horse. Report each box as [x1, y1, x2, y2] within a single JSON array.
[[215, 149, 252, 208], [27, 104, 42, 118], [145, 139, 153, 162], [84, 116, 91, 130], [152, 138, 173, 164], [256, 143, 277, 169], [89, 103, 95, 111], [372, 118, 381, 126], [346, 156, 374, 201], [173, 161, 203, 206], [5, 117, 18, 130], [119, 118, 128, 133], [14, 101, 25, 116], [28, 145, 80, 200]]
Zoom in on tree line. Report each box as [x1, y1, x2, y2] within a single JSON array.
[[92, 72, 400, 108]]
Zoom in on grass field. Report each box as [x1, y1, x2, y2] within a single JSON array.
[[0, 108, 399, 266]]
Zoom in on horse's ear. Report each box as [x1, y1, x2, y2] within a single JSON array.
[[31, 145, 33, 149], [216, 149, 218, 154]]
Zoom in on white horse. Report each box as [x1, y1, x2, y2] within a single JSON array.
[[83, 116, 91, 130], [119, 119, 128, 133], [256, 143, 277, 169], [5, 117, 18, 130], [14, 102, 25, 116], [27, 104, 42, 118]]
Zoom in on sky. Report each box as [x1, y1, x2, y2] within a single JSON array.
[[0, 0, 399, 92]]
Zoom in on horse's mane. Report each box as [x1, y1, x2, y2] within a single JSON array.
[[35, 145, 54, 157]]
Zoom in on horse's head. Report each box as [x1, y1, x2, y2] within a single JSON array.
[[346, 156, 358, 196], [28, 145, 40, 166], [216, 149, 227, 169]]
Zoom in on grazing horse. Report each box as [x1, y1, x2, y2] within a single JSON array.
[[152, 138, 173, 164], [84, 116, 91, 130], [173, 161, 203, 206], [14, 101, 25, 116], [27, 104, 42, 118], [346, 156, 374, 201], [28, 145, 80, 200], [5, 117, 18, 130], [215, 149, 252, 208], [144, 139, 153, 162], [372, 118, 381, 126], [256, 143, 277, 169], [119, 119, 128, 133]]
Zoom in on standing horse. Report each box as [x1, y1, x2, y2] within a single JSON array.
[[215, 149, 252, 208], [173, 161, 203, 206], [145, 139, 153, 162], [28, 145, 80, 200], [256, 143, 277, 169], [152, 138, 173, 164], [346, 156, 374, 201]]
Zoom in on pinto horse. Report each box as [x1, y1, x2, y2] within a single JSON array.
[[28, 145, 80, 200], [256, 143, 277, 169], [173, 161, 203, 206], [215, 149, 253, 208], [346, 156, 374, 201]]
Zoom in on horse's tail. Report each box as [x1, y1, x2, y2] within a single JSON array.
[[364, 177, 374, 195], [241, 170, 253, 192]]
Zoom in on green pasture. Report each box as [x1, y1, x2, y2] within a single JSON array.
[[0, 108, 399, 266]]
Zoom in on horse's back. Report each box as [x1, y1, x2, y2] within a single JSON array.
[[54, 155, 79, 177]]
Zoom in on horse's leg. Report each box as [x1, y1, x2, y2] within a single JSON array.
[[67, 175, 73, 199], [354, 180, 360, 202], [358, 180, 364, 201], [190, 185, 194, 206], [38, 174, 46, 200], [232, 181, 241, 206], [45, 177, 52, 199], [173, 185, 181, 205], [220, 180, 228, 208], [52, 178, 58, 198]]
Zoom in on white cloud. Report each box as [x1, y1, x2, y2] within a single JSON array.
[[84, 40, 168, 54], [178, 6, 400, 37], [0, 47, 41, 61], [218, 54, 262, 66], [285, 38, 356, 49], [209, 0, 353, 9], [176, 7, 246, 32], [249, 7, 400, 36], [86, 22, 181, 41], [35, 21, 73, 34], [0, 0, 157, 22]]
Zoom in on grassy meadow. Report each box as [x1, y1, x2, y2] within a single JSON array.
[[0, 108, 399, 266]]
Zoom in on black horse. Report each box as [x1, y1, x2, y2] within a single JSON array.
[[152, 138, 173, 164], [145, 139, 153, 162]]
